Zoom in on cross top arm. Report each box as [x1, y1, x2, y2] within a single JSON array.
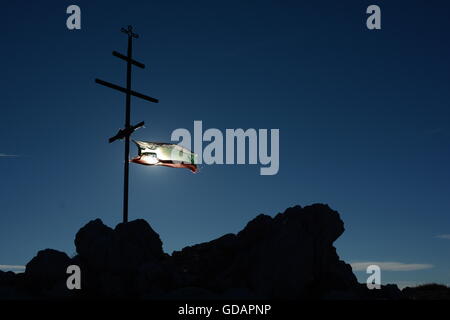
[[121, 25, 139, 38]]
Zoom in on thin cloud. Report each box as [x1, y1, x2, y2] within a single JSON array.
[[436, 234, 450, 240], [0, 265, 26, 270], [350, 261, 433, 272], [0, 153, 19, 157]]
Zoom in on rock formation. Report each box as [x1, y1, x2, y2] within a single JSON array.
[[0, 204, 405, 299]]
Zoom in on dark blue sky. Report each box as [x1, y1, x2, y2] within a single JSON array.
[[1, 1, 449, 287]]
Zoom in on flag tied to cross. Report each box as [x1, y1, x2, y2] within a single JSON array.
[[130, 140, 199, 173]]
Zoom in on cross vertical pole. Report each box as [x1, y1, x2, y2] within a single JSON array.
[[95, 25, 159, 224], [123, 31, 133, 224]]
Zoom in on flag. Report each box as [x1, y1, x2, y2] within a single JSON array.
[[130, 140, 198, 173]]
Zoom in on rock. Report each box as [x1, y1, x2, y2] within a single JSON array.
[[24, 249, 71, 295], [75, 218, 164, 272], [171, 204, 358, 299], [161, 287, 218, 300], [171, 233, 238, 290], [73, 218, 165, 297], [113, 219, 164, 271], [402, 284, 450, 300], [3, 203, 436, 300], [218, 287, 260, 299], [380, 284, 403, 300], [135, 260, 173, 297], [0, 271, 16, 286], [74, 218, 114, 271], [234, 204, 354, 299]]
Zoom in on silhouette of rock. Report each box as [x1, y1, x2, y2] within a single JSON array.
[[113, 219, 165, 270], [0, 271, 16, 286], [402, 283, 450, 300], [0, 271, 27, 299], [23, 249, 72, 298], [74, 218, 114, 271], [73, 218, 165, 297], [2, 204, 444, 299], [170, 204, 358, 299]]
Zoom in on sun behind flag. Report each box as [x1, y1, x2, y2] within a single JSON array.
[[130, 140, 198, 173]]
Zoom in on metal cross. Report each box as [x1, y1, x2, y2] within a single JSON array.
[[95, 26, 159, 223]]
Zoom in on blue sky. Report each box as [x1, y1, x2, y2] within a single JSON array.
[[1, 1, 450, 288]]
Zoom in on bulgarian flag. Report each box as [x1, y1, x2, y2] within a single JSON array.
[[130, 140, 198, 173]]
